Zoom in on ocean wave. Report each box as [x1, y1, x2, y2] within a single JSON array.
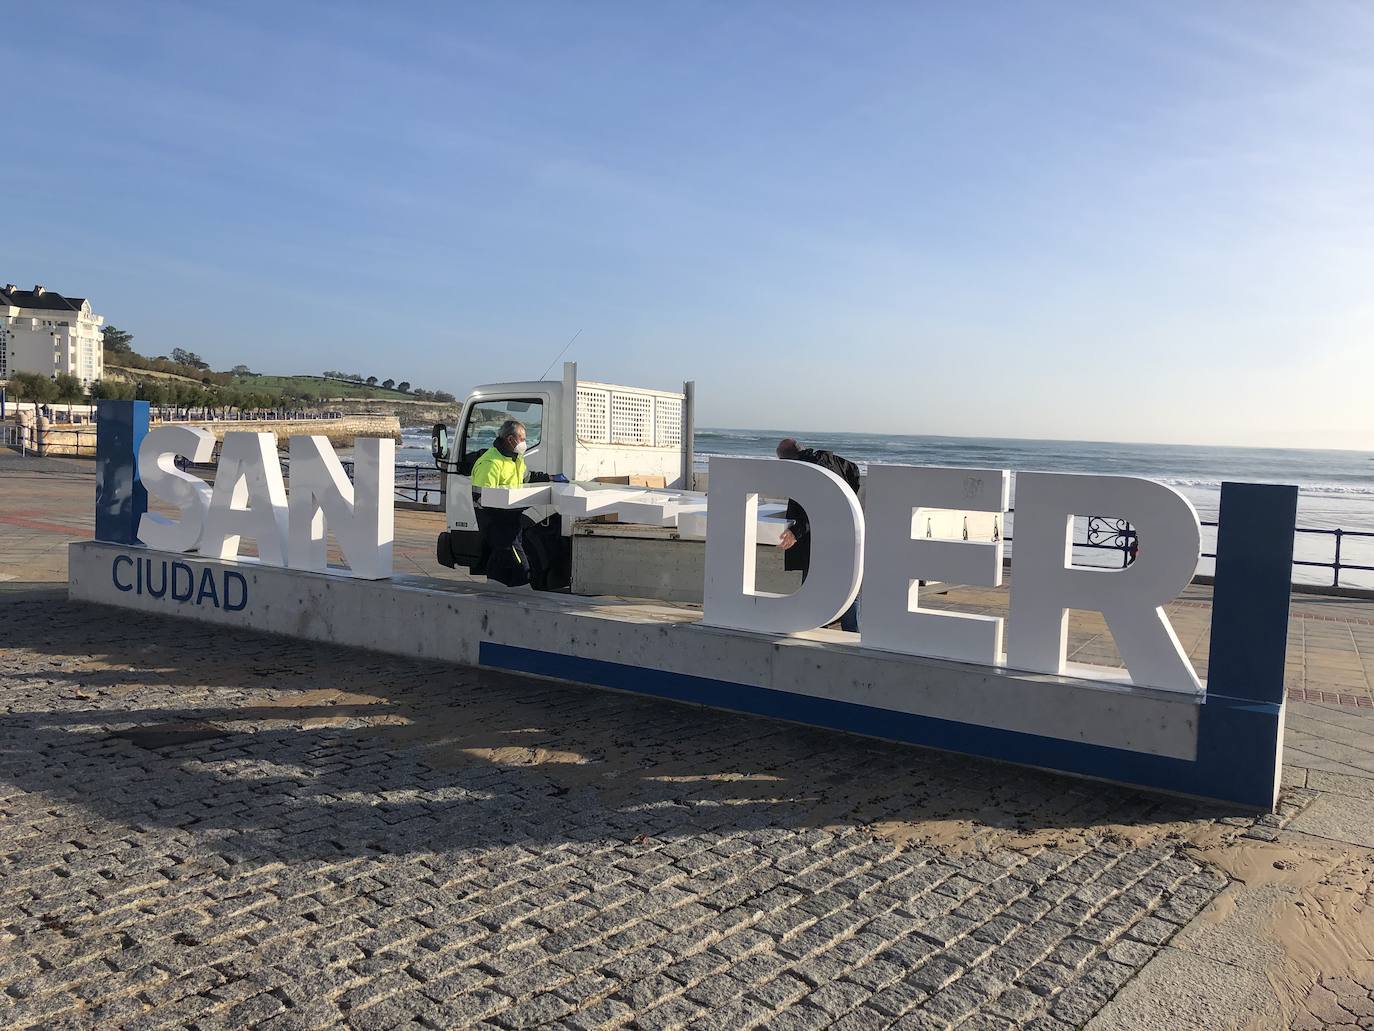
[[692, 452, 1374, 496], [1158, 477, 1374, 497]]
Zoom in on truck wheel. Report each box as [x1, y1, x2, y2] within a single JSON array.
[[436, 531, 455, 569]]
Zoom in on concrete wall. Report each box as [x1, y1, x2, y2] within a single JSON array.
[[172, 415, 401, 449], [330, 398, 460, 427], [4, 322, 60, 379], [10, 414, 400, 456], [66, 539, 1285, 809], [36, 423, 99, 456]]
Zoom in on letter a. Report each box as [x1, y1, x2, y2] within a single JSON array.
[[200, 432, 289, 566]]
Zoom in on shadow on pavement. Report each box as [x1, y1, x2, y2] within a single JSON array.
[[0, 586, 1232, 865]]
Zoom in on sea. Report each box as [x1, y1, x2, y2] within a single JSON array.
[[397, 427, 1374, 589]]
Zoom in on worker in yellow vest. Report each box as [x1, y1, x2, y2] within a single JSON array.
[[471, 419, 545, 586], [471, 419, 529, 489]]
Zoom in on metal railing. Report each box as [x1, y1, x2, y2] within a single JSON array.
[[45, 429, 98, 457], [171, 455, 443, 507], [1001, 512, 1137, 567], [1202, 522, 1374, 589], [151, 409, 346, 423], [2, 425, 98, 456], [1003, 512, 1372, 589], [338, 460, 443, 505], [2, 424, 27, 454]]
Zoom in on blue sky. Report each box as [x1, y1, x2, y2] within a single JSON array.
[[5, 2, 1372, 449]]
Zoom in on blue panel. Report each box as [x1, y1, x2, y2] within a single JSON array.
[[479, 642, 1282, 809], [94, 400, 149, 546], [1206, 481, 1299, 706]]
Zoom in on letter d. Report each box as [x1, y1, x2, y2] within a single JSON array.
[[701, 457, 863, 634]]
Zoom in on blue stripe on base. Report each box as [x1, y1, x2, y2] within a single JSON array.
[[479, 641, 1281, 810]]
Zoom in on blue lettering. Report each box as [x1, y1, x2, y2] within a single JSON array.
[[136, 553, 143, 594], [223, 571, 248, 612], [195, 567, 220, 608], [112, 555, 133, 592], [171, 562, 195, 602], [145, 558, 167, 599]]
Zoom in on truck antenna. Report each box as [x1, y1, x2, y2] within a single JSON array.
[[537, 329, 583, 381]]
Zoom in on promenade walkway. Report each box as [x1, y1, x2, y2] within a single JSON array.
[[2, 451, 1373, 1029]]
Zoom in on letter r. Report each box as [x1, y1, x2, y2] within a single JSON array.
[[1006, 472, 1202, 694]]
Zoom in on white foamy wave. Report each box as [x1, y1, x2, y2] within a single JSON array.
[[1159, 477, 1374, 497], [692, 458, 1374, 497]]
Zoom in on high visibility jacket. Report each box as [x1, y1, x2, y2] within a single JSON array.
[[471, 446, 526, 489]]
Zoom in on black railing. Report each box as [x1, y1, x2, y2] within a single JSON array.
[[338, 460, 442, 505], [173, 456, 443, 506], [1001, 511, 1137, 569], [1003, 511, 1371, 589], [1200, 522, 1374, 589]]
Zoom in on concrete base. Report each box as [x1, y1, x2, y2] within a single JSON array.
[[67, 540, 1284, 809]]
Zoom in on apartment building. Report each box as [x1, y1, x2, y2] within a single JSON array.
[[1, 283, 105, 385]]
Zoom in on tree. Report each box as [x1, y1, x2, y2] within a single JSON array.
[[147, 381, 172, 408], [397, 381, 411, 393], [89, 379, 133, 402], [53, 372, 86, 419], [170, 348, 210, 370], [230, 364, 253, 377], [365, 375, 378, 386], [382, 378, 395, 390], [102, 326, 134, 355], [8, 372, 56, 404], [433, 390, 456, 403]]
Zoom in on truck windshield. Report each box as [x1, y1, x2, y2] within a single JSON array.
[[463, 398, 544, 456]]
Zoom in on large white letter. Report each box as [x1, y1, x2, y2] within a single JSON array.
[[1006, 472, 1202, 694], [136, 425, 216, 552], [201, 432, 289, 566], [701, 456, 863, 633], [287, 435, 395, 579], [860, 466, 1009, 663]]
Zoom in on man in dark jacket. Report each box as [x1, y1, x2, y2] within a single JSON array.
[[776, 437, 862, 632]]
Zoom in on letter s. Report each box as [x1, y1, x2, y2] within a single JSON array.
[[137, 426, 216, 551]]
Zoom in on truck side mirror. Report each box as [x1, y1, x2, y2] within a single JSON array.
[[431, 423, 449, 462]]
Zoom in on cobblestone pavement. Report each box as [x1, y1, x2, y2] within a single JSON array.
[[0, 588, 1286, 1031]]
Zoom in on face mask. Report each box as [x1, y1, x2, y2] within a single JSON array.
[[514, 440, 527, 456]]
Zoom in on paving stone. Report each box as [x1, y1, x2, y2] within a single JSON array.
[[987, 985, 1042, 1022], [759, 1003, 835, 1030], [804, 979, 871, 1017]]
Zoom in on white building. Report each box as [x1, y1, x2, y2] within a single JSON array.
[[1, 283, 105, 386]]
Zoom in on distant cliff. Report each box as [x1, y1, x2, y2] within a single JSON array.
[[327, 398, 462, 427]]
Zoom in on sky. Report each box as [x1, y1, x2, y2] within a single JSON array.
[[4, 1, 1372, 450]]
